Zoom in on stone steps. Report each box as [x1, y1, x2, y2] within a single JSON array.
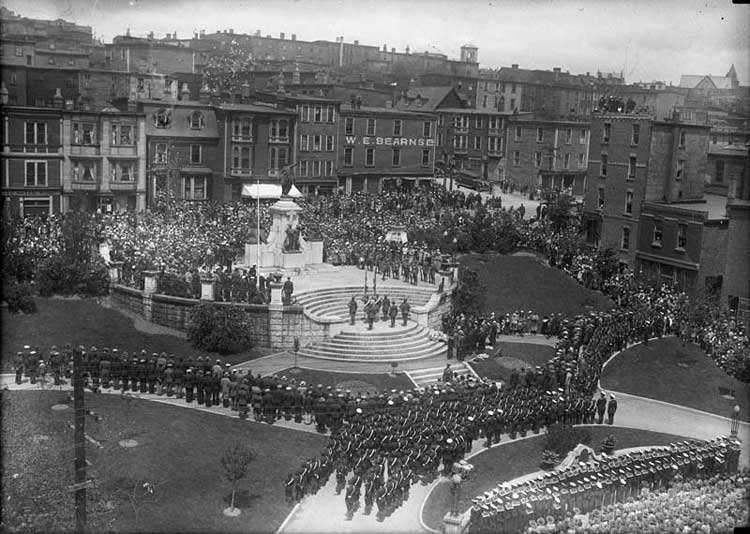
[[296, 324, 446, 362], [407, 362, 476, 388]]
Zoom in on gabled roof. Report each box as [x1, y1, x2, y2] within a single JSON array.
[[679, 75, 733, 90], [395, 86, 460, 111]]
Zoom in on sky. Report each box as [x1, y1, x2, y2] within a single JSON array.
[[4, 0, 749, 85]]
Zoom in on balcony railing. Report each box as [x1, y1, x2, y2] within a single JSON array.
[[71, 180, 99, 191], [8, 144, 62, 154], [269, 135, 289, 143], [231, 134, 253, 143], [109, 180, 136, 190]]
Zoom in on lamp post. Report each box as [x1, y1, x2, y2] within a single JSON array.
[[731, 404, 740, 439], [293, 337, 299, 370]]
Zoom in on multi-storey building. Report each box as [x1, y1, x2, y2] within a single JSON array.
[[706, 144, 749, 196], [1, 102, 64, 216], [63, 106, 147, 212], [504, 116, 590, 194], [615, 86, 686, 121], [582, 112, 711, 268], [337, 105, 436, 193], [435, 109, 511, 185]]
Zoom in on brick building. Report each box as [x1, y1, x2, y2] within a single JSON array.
[[706, 144, 749, 196], [504, 116, 590, 194], [582, 112, 711, 267], [337, 105, 436, 193], [1, 104, 64, 216], [104, 35, 196, 74], [615, 86, 686, 121], [435, 109, 512, 186]]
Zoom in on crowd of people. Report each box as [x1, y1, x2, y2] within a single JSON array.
[[469, 438, 744, 533]]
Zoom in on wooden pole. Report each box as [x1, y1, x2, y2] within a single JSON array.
[[73, 349, 87, 533]]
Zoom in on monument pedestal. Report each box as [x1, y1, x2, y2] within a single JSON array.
[[244, 196, 322, 270]]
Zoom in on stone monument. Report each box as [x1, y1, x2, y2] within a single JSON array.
[[244, 168, 323, 270]]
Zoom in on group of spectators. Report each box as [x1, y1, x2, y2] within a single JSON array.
[[470, 437, 743, 533]]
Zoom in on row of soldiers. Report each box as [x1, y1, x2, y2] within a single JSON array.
[[351, 296, 411, 329], [468, 437, 742, 533]]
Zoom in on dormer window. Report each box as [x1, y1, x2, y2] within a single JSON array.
[[153, 108, 172, 128], [189, 111, 204, 130]]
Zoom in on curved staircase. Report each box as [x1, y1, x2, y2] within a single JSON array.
[[296, 322, 446, 362], [295, 285, 435, 321]]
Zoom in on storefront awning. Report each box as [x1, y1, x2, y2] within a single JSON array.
[[241, 183, 303, 199]]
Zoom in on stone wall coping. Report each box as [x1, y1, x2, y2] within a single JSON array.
[[113, 284, 144, 297]]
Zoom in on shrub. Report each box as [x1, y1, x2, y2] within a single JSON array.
[[543, 423, 591, 457], [157, 273, 193, 298], [3, 282, 37, 314], [36, 256, 109, 297], [187, 303, 254, 354]]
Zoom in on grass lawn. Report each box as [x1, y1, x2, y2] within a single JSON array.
[[421, 426, 692, 531], [1, 389, 328, 533], [274, 366, 415, 394], [1, 298, 273, 373], [601, 337, 750, 422], [469, 342, 557, 382], [459, 253, 615, 316]]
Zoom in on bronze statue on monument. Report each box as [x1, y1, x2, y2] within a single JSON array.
[[279, 161, 299, 197]]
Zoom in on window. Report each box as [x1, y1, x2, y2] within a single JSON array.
[[510, 98, 516, 110], [534, 151, 542, 168], [453, 135, 468, 151], [269, 146, 288, 170], [631, 124, 640, 145], [535, 128, 543, 142], [15, 46, 23, 56], [324, 160, 334, 176], [111, 124, 133, 145], [155, 143, 168, 164], [189, 144, 201, 164], [25, 122, 47, 146], [626, 156, 637, 179], [565, 128, 572, 144], [437, 133, 443, 147], [677, 224, 687, 249], [475, 116, 483, 129], [488, 137, 502, 153], [72, 122, 97, 145], [189, 111, 204, 130], [25, 161, 47, 186], [653, 225, 663, 246], [344, 147, 354, 166], [300, 105, 310, 122], [625, 191, 633, 214], [421, 149, 430, 166], [392, 147, 401, 167], [298, 160, 308, 176], [423, 121, 432, 137], [345, 117, 354, 135], [21, 197, 51, 216], [325, 135, 335, 152], [393, 120, 402, 136], [597, 187, 605, 210], [366, 119, 376, 136], [676, 160, 684, 180], [512, 150, 520, 166], [514, 126, 522, 141], [603, 123, 611, 143], [232, 118, 252, 140], [488, 117, 500, 131], [152, 108, 171, 128], [600, 154, 608, 177], [312, 135, 322, 151], [183, 176, 207, 200], [511, 83, 516, 94], [312, 160, 321, 176], [564, 153, 571, 169], [473, 136, 481, 150], [299, 134, 309, 151], [114, 162, 135, 181], [325, 107, 335, 123], [10, 73, 17, 85], [578, 153, 585, 169], [365, 147, 375, 166], [621, 227, 630, 250], [313, 106, 323, 122], [270, 119, 289, 141], [482, 95, 488, 108], [679, 131, 686, 148], [579, 129, 587, 144], [715, 160, 725, 183], [231, 146, 251, 173], [437, 114, 444, 127]]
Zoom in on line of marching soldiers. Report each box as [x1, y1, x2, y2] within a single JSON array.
[[284, 378, 609, 521], [468, 436, 742, 534]]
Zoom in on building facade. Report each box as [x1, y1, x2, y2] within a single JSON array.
[[337, 106, 436, 193]]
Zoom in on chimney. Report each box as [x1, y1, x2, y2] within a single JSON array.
[[199, 83, 210, 104], [210, 88, 221, 105], [291, 34, 296, 41], [52, 88, 64, 108], [148, 31, 154, 39], [391, 47, 395, 54], [173, 31, 177, 39], [383, 43, 387, 52], [354, 40, 359, 45], [512, 64, 518, 69], [165, 33, 171, 39], [200, 29, 205, 38], [553, 67, 561, 73], [405, 45, 410, 54], [241, 81, 250, 99], [229, 28, 234, 34], [280, 32, 285, 39]]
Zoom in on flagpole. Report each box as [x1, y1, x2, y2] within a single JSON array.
[[256, 177, 260, 270]]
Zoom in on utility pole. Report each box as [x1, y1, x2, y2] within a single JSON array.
[[73, 348, 87, 533]]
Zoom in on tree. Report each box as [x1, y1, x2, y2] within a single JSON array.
[[452, 267, 485, 317], [221, 442, 256, 516]]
